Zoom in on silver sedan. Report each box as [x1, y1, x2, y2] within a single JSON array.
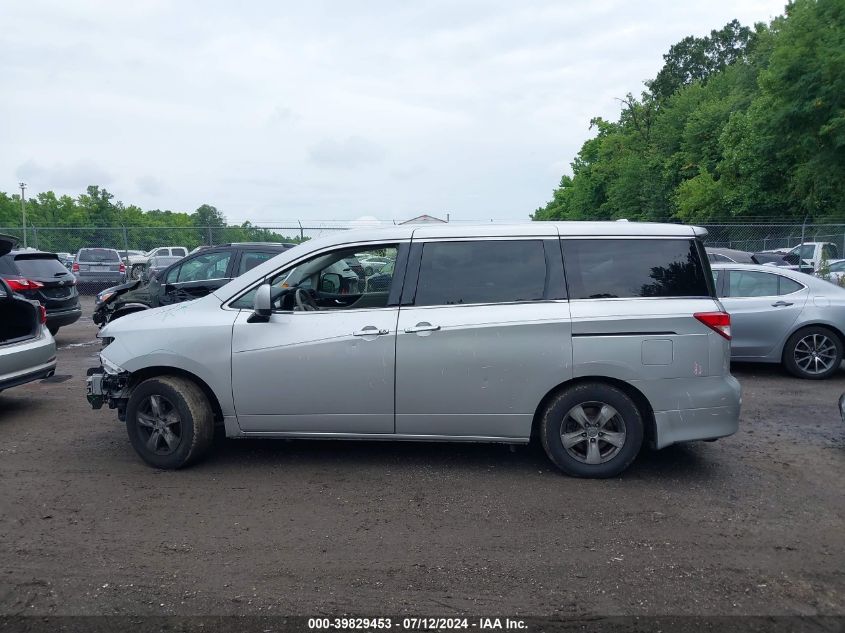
[[712, 263, 845, 379]]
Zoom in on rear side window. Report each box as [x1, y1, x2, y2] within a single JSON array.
[[779, 277, 804, 295], [414, 240, 546, 306], [238, 251, 277, 275], [13, 255, 71, 278], [823, 244, 839, 260], [728, 270, 779, 297], [563, 239, 710, 299], [78, 249, 119, 262], [172, 248, 187, 257]]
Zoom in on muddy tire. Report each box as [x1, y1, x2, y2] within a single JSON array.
[[540, 382, 643, 478], [126, 375, 214, 469]]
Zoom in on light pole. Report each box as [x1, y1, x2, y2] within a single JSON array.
[[19, 182, 27, 248]]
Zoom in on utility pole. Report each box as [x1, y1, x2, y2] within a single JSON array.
[[19, 182, 27, 248]]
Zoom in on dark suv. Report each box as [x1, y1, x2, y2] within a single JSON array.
[[93, 242, 297, 326], [0, 246, 82, 335]]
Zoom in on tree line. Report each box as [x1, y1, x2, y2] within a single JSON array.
[[0, 185, 306, 253], [533, 0, 845, 224]]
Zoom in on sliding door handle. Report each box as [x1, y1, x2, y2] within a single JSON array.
[[404, 322, 441, 334]]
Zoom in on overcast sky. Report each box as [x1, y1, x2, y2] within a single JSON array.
[[2, 0, 786, 224]]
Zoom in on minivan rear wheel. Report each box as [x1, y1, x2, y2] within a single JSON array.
[[783, 326, 843, 380], [126, 375, 214, 469], [540, 383, 643, 478]]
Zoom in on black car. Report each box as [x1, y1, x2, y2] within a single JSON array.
[[93, 242, 297, 326], [0, 245, 82, 335]]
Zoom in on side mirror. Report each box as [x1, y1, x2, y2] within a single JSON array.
[[250, 283, 272, 322], [319, 273, 342, 293]]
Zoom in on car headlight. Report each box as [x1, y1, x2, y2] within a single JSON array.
[[98, 291, 115, 304]]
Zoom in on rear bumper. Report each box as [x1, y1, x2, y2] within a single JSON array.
[[0, 331, 57, 391], [74, 274, 126, 284], [653, 375, 742, 449], [47, 306, 82, 328], [0, 360, 56, 390]]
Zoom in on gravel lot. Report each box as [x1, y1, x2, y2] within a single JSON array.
[[1, 298, 843, 619]]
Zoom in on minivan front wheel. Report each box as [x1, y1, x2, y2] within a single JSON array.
[[126, 376, 214, 469], [540, 383, 643, 478]]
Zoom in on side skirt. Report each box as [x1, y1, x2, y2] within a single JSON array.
[[221, 418, 529, 444]]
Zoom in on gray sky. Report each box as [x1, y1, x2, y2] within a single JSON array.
[[2, 0, 786, 224]]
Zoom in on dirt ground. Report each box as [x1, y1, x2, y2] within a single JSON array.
[[1, 298, 843, 620]]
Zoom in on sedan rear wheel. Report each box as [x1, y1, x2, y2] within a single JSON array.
[[784, 326, 843, 380]]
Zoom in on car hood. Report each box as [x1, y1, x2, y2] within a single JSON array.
[[100, 300, 197, 336], [99, 279, 142, 300], [0, 234, 18, 256]]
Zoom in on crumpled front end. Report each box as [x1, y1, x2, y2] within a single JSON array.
[[86, 344, 132, 418]]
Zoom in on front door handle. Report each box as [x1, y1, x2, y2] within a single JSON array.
[[404, 322, 441, 334], [772, 301, 794, 307], [353, 326, 389, 337]]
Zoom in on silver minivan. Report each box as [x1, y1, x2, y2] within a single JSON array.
[[87, 223, 741, 477]]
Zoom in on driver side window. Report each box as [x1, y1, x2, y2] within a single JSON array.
[[165, 265, 180, 284], [177, 251, 232, 283], [232, 244, 399, 311]]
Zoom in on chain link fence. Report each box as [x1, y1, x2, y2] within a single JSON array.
[[2, 221, 843, 293]]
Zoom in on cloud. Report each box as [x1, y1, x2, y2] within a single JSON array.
[[308, 137, 385, 169], [16, 159, 113, 190], [0, 0, 787, 222], [136, 175, 165, 197]]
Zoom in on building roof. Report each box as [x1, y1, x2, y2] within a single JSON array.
[[398, 214, 447, 224]]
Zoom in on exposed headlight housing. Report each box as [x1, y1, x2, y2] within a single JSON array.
[[97, 291, 116, 304], [100, 354, 124, 375]]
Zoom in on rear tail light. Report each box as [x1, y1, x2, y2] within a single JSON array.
[[39, 304, 47, 324], [72, 262, 79, 272], [5, 277, 44, 291], [119, 263, 126, 273], [695, 311, 731, 340]]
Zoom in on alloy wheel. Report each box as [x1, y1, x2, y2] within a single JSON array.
[[793, 333, 838, 376], [136, 394, 182, 455], [560, 401, 627, 465]]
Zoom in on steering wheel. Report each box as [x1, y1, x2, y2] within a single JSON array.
[[294, 288, 319, 311]]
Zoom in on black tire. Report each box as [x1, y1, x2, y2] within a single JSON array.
[[130, 264, 145, 280], [48, 325, 60, 336], [540, 382, 643, 478], [126, 375, 214, 469], [783, 326, 843, 380]]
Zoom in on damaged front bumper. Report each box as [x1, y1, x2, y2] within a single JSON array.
[[86, 365, 131, 417]]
